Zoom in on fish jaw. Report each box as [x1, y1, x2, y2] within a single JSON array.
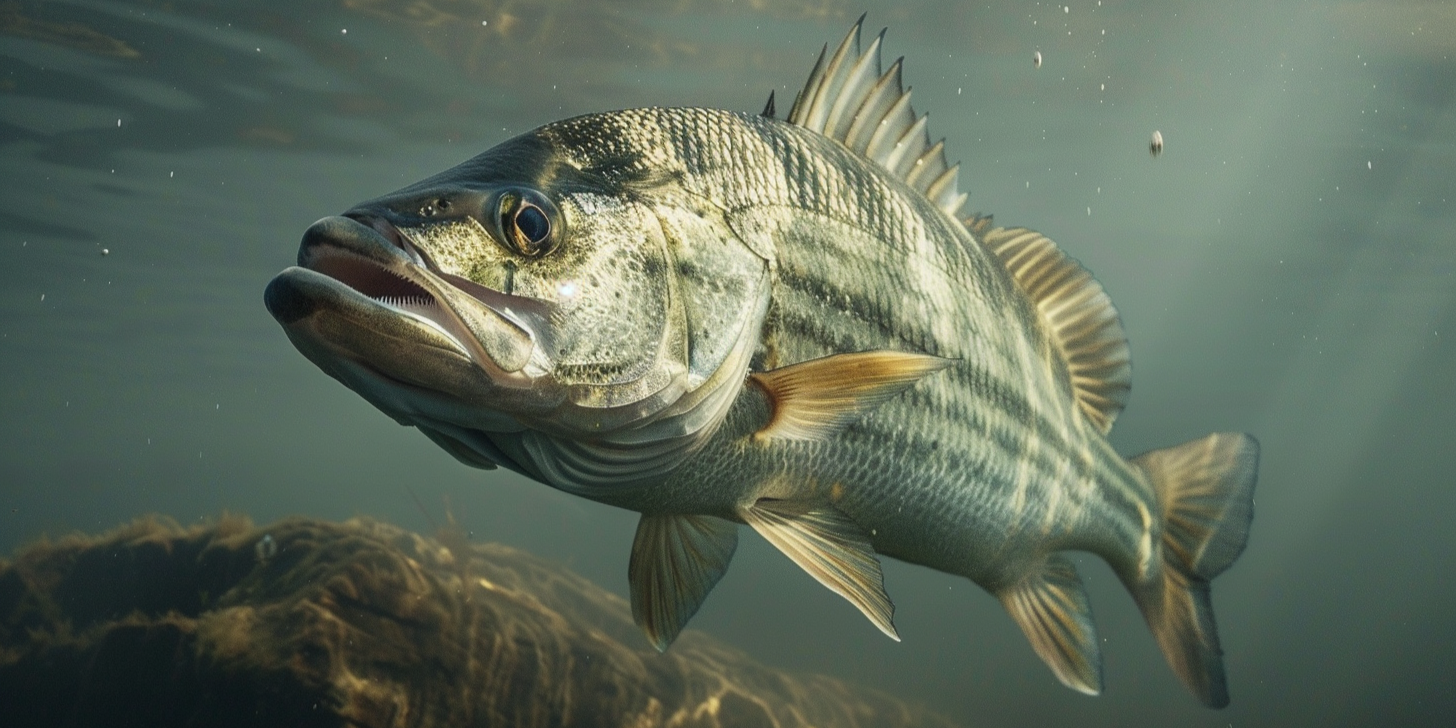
[[264, 215, 566, 432]]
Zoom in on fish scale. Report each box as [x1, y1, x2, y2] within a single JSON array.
[[267, 18, 1258, 708], [578, 113, 1116, 583]]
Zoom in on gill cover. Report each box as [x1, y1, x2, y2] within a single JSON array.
[[343, 134, 774, 490]]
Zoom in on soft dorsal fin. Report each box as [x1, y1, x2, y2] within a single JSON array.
[[979, 226, 1132, 433], [963, 212, 995, 237], [786, 17, 967, 217]]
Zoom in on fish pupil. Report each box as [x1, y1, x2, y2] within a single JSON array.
[[515, 205, 550, 247]]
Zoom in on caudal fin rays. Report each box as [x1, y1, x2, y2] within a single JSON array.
[[1129, 432, 1259, 708], [1135, 433, 1258, 579]]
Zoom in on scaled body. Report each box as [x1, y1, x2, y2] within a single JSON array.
[[266, 20, 1257, 708]]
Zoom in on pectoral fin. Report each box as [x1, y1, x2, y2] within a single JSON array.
[[628, 514, 739, 651], [749, 350, 954, 441], [999, 554, 1103, 696], [739, 498, 899, 640]]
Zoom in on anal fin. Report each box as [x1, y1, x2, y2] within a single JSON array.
[[628, 514, 738, 651], [739, 498, 898, 640], [999, 554, 1103, 696], [749, 350, 954, 442]]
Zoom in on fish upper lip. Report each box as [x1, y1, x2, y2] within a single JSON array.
[[293, 214, 548, 377], [331, 214, 552, 330], [298, 216, 434, 308], [347, 215, 556, 340], [343, 213, 426, 266]]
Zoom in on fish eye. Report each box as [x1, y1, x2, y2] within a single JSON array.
[[496, 188, 559, 258]]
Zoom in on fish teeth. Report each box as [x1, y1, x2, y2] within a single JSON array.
[[375, 295, 434, 309]]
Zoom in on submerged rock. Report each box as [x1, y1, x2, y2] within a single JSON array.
[[0, 515, 958, 728]]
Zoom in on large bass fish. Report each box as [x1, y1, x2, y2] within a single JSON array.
[[266, 19, 1257, 708]]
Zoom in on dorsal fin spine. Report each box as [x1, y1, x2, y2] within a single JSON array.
[[919, 141, 950, 183], [883, 114, 929, 176], [825, 31, 884, 139], [803, 22, 862, 131], [788, 46, 829, 122], [843, 58, 904, 153], [904, 139, 947, 188], [925, 164, 960, 208], [785, 19, 966, 217], [862, 88, 914, 162], [964, 213, 995, 236]]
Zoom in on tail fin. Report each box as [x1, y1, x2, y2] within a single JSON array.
[[1130, 432, 1258, 708]]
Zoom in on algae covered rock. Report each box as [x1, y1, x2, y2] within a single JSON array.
[[0, 515, 958, 727]]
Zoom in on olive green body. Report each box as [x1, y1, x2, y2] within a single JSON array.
[[518, 107, 1158, 591]]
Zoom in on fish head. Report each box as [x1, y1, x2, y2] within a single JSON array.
[[265, 123, 771, 483]]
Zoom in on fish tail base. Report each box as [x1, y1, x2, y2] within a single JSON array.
[[1129, 432, 1259, 708]]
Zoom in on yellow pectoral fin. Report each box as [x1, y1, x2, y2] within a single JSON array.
[[748, 350, 954, 442], [739, 497, 899, 641]]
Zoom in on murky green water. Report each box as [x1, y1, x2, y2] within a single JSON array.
[[2, 0, 1453, 725]]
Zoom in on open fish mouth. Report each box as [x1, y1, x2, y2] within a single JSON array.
[[300, 216, 470, 351], [265, 215, 547, 378]]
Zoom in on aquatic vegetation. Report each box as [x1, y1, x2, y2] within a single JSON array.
[[0, 515, 955, 727]]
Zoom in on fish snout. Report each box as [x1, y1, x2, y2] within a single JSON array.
[[299, 215, 415, 268], [263, 271, 316, 325]]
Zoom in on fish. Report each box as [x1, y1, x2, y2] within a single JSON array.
[[264, 17, 1258, 708], [1151, 129, 1165, 157]]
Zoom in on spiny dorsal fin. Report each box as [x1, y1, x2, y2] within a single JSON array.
[[786, 17, 968, 217], [963, 213, 994, 237], [980, 226, 1132, 433], [761, 90, 776, 118]]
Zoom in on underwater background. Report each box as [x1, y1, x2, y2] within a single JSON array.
[[1, 0, 1453, 725]]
